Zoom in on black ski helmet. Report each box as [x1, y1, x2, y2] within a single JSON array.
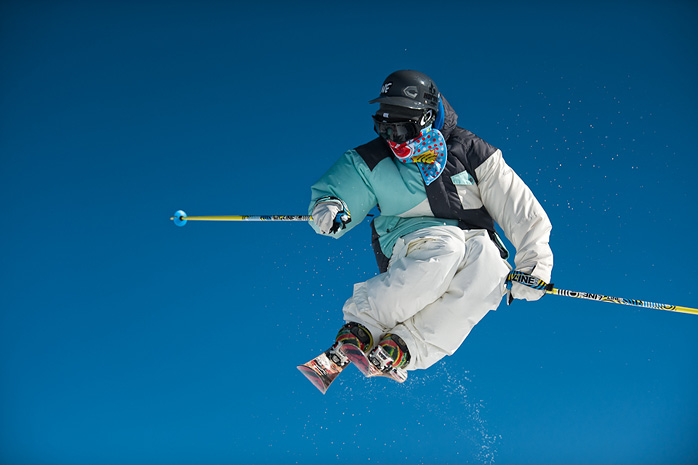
[[369, 70, 439, 111]]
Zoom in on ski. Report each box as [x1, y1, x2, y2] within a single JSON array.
[[297, 352, 345, 394], [339, 343, 407, 383]]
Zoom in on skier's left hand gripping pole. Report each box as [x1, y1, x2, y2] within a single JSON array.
[[171, 210, 313, 227]]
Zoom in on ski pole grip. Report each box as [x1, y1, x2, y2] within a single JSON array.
[[506, 271, 554, 291]]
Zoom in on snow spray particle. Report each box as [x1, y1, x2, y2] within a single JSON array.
[[327, 361, 498, 464], [401, 362, 499, 464]]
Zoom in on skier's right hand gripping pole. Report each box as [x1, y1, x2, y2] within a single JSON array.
[[311, 197, 352, 235]]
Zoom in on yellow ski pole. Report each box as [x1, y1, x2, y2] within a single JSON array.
[[506, 271, 698, 316], [171, 210, 312, 227]]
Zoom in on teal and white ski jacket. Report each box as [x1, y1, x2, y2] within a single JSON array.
[[309, 97, 553, 282]]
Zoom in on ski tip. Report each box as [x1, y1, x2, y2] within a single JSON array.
[[172, 210, 187, 227], [297, 365, 329, 394]]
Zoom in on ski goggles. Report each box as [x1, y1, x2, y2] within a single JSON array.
[[372, 115, 422, 144]]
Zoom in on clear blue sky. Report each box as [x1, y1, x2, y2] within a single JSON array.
[[2, 1, 697, 464]]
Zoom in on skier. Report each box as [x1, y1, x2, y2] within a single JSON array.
[[300, 70, 553, 390]]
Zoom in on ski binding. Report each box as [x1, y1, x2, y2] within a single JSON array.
[[339, 343, 407, 383]]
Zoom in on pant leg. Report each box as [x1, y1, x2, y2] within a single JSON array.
[[390, 231, 511, 370], [342, 225, 467, 343]]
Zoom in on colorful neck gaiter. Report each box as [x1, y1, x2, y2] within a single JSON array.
[[387, 126, 447, 185]]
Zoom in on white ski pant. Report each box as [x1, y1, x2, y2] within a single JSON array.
[[342, 225, 511, 370]]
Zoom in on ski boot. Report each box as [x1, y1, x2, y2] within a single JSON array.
[[368, 333, 410, 382], [297, 322, 373, 394], [326, 322, 374, 367], [340, 332, 411, 383]]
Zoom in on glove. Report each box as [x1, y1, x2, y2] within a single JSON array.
[[507, 270, 547, 304], [312, 199, 351, 235], [508, 282, 545, 303]]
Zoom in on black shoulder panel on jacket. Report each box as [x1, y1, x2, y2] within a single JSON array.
[[449, 127, 498, 177], [355, 137, 392, 171]]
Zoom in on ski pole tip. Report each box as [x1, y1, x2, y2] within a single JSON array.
[[172, 210, 188, 227]]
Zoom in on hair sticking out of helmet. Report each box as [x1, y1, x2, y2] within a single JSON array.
[[433, 95, 445, 130]]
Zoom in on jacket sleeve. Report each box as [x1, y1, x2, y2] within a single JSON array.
[[475, 150, 553, 282], [308, 149, 378, 239]]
